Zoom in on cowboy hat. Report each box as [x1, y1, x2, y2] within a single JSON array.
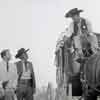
[[15, 48, 29, 58], [65, 8, 83, 18]]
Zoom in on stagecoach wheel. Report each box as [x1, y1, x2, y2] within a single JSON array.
[[78, 96, 86, 100], [80, 94, 89, 100], [72, 96, 83, 100]]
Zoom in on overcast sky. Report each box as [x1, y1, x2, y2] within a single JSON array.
[[0, 0, 100, 88]]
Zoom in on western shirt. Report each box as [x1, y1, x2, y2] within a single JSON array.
[[20, 61, 31, 80]]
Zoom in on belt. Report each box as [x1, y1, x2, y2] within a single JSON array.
[[18, 79, 32, 86]]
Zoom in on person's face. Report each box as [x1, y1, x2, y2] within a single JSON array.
[[6, 50, 11, 61], [20, 52, 28, 61], [72, 14, 80, 23]]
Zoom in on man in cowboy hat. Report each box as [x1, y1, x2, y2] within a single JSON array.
[[15, 48, 36, 100], [65, 8, 98, 57]]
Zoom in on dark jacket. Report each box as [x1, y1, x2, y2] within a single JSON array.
[[16, 61, 36, 94]]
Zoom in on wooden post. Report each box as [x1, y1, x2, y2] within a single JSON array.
[[68, 83, 72, 100]]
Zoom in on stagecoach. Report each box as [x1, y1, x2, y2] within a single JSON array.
[[55, 32, 100, 100]]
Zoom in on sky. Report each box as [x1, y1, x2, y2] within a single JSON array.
[[0, 0, 100, 88]]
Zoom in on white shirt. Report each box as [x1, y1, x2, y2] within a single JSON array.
[[56, 19, 93, 50], [0, 60, 18, 89], [67, 18, 93, 36], [21, 62, 31, 80], [67, 19, 98, 52]]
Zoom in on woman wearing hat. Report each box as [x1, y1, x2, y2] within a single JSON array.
[[15, 48, 36, 100]]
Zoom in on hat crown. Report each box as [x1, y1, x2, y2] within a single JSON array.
[[18, 48, 26, 53], [65, 8, 83, 18], [15, 48, 29, 58], [70, 8, 78, 13]]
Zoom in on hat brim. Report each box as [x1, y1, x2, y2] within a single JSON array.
[[65, 9, 83, 18], [65, 13, 72, 18], [15, 49, 29, 58], [78, 10, 83, 13]]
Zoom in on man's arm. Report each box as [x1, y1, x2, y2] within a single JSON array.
[[90, 34, 99, 53], [10, 63, 18, 89], [85, 19, 93, 33], [30, 62, 36, 94], [67, 22, 74, 37]]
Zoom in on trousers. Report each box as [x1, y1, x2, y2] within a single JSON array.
[[16, 79, 34, 100], [0, 88, 15, 100]]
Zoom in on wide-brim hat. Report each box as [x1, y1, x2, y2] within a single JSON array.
[[15, 48, 29, 58], [65, 8, 83, 18]]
